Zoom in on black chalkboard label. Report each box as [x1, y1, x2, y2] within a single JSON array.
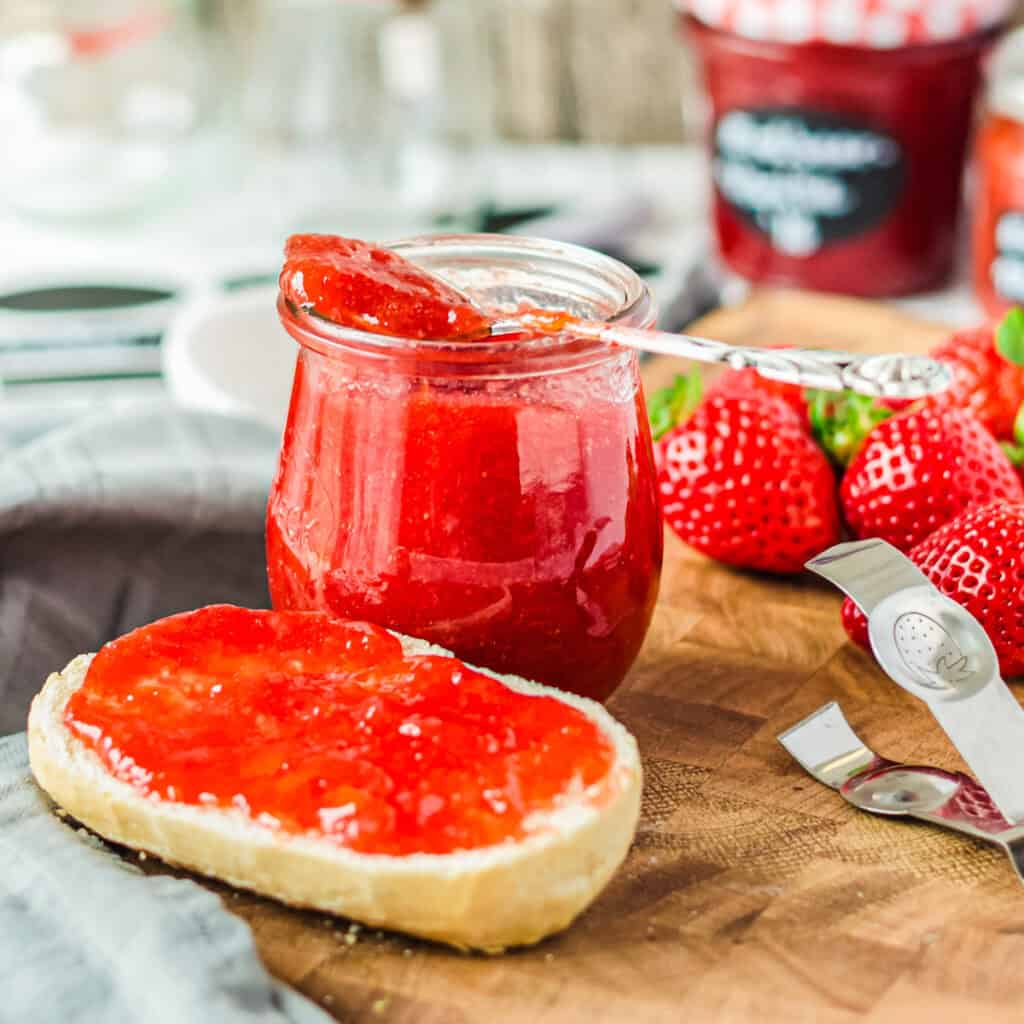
[[713, 107, 904, 256], [992, 211, 1024, 302]]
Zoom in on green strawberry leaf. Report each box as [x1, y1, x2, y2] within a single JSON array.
[[1002, 441, 1024, 465], [808, 389, 894, 467], [649, 373, 702, 441], [996, 308, 1024, 366], [1005, 401, 1024, 464]]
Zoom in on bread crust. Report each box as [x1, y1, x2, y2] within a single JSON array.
[[27, 641, 641, 952]]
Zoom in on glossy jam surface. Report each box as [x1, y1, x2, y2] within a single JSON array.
[[973, 112, 1024, 317], [688, 18, 993, 297], [269, 237, 662, 703], [65, 606, 617, 855], [267, 356, 662, 703], [280, 234, 491, 340]]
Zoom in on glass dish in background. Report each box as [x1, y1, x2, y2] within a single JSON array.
[[0, 0, 220, 221], [234, 0, 495, 238]]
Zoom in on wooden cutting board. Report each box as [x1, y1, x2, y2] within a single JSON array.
[[222, 291, 1024, 1023]]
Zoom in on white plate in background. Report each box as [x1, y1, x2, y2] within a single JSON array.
[[162, 286, 296, 431]]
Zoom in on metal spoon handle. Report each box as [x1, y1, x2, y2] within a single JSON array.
[[492, 318, 952, 400]]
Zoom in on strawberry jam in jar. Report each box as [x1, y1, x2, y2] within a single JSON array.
[[973, 30, 1024, 316], [682, 0, 1010, 297], [266, 235, 662, 703]]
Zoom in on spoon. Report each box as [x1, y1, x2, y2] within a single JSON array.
[[282, 236, 953, 400], [486, 313, 952, 400]]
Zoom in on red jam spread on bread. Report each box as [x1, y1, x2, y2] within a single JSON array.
[[64, 606, 616, 855], [280, 234, 491, 340]]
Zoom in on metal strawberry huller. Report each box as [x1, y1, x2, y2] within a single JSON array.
[[779, 702, 1024, 882], [779, 539, 1024, 883]]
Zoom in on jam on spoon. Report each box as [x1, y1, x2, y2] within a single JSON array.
[[280, 234, 492, 340]]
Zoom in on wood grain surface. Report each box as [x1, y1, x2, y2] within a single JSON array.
[[219, 292, 1024, 1023]]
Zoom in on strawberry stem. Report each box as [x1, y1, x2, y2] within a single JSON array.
[[996, 308, 1024, 366], [808, 390, 893, 467], [1002, 401, 1024, 465], [649, 373, 702, 440]]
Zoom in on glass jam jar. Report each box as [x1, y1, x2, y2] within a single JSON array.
[[973, 29, 1024, 317], [266, 235, 663, 703], [682, 1, 1010, 297]]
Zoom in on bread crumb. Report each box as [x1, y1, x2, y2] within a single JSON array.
[[72, 829, 108, 854], [54, 808, 67, 818], [544, 953, 554, 962], [323, 994, 334, 1005], [371, 997, 390, 1015], [344, 932, 358, 946], [402, 948, 413, 958], [137, 851, 147, 861]]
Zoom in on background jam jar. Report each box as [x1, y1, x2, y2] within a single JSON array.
[[266, 235, 663, 703], [681, 0, 1011, 297], [973, 28, 1024, 317]]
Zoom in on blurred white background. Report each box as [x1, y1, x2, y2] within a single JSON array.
[[0, 0, 994, 441]]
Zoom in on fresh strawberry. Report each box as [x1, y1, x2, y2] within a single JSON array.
[[840, 405, 1023, 552], [925, 310, 1024, 440], [842, 501, 1024, 677], [707, 365, 808, 420], [841, 595, 870, 649], [654, 385, 841, 575]]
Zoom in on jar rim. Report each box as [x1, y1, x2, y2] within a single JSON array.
[[277, 233, 654, 365]]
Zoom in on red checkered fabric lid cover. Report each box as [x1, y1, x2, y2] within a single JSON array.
[[682, 0, 1016, 47]]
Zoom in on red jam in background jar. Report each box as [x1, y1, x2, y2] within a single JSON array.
[[973, 30, 1024, 317], [267, 235, 663, 704], [681, 0, 1011, 297]]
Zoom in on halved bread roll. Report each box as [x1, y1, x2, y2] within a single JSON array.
[[28, 633, 642, 953]]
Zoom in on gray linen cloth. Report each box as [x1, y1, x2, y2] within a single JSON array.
[[0, 403, 276, 734], [0, 403, 332, 1024], [0, 735, 329, 1024]]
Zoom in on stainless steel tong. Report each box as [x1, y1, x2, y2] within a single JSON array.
[[779, 702, 1024, 882], [780, 537, 1024, 884]]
